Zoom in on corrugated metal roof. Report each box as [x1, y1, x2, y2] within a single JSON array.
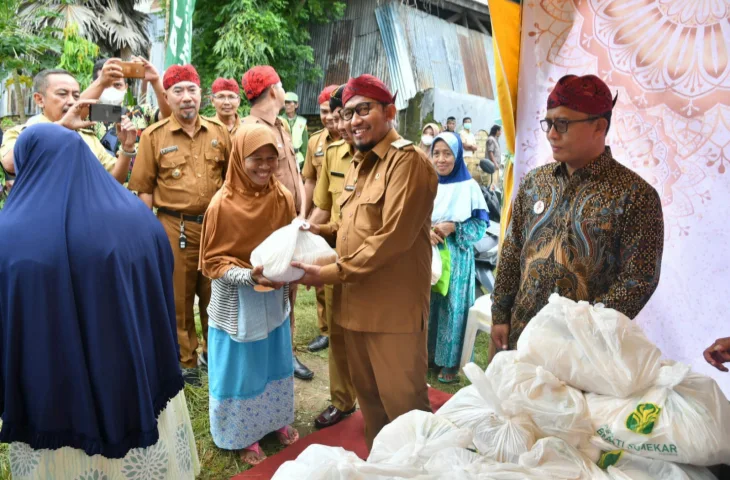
[[296, 0, 494, 114]]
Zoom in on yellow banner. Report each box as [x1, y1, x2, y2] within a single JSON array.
[[490, 0, 522, 246]]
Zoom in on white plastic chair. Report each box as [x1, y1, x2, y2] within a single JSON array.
[[459, 295, 493, 369]]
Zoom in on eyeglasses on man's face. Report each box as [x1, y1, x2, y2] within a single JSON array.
[[341, 102, 385, 121], [540, 116, 600, 134]]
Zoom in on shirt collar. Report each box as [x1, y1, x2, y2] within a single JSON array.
[[168, 114, 205, 133], [553, 146, 614, 180], [250, 105, 279, 126]]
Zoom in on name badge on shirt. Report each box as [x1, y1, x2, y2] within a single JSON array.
[[344, 185, 355, 191], [160, 146, 179, 155], [331, 171, 345, 178], [314, 152, 325, 157]]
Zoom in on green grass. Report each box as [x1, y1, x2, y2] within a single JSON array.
[[0, 286, 490, 479]]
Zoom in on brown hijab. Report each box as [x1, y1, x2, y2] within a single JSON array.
[[200, 124, 296, 279]]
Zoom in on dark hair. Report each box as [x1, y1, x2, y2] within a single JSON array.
[[249, 85, 271, 106], [602, 112, 612, 134], [33, 69, 74, 94], [447, 116, 456, 122], [489, 125, 502, 136], [463, 117, 472, 123]]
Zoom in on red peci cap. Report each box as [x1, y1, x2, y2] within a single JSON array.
[[241, 66, 281, 101], [546, 74, 616, 115], [163, 64, 200, 90], [211, 78, 239, 94]]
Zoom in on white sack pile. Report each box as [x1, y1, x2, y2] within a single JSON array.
[[273, 295, 729, 479]]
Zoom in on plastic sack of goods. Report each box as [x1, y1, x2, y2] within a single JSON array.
[[271, 444, 422, 479], [250, 218, 337, 282], [594, 443, 717, 480], [485, 350, 594, 449], [436, 363, 538, 463], [367, 410, 472, 469], [516, 294, 663, 398], [586, 361, 730, 466], [430, 245, 441, 285]]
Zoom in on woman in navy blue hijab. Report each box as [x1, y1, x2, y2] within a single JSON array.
[[0, 124, 199, 478]]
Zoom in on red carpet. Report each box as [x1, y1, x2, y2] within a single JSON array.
[[232, 388, 454, 479]]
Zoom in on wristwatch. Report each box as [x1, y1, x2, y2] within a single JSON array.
[[121, 146, 137, 157]]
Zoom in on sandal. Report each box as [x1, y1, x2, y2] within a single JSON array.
[[276, 425, 300, 446], [240, 442, 267, 465], [438, 367, 460, 384]]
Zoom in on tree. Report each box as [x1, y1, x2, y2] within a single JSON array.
[[57, 22, 100, 90], [0, 0, 61, 122], [18, 0, 151, 57], [192, 0, 345, 95]]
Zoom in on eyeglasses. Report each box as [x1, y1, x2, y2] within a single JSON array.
[[540, 116, 601, 133], [341, 102, 384, 121], [213, 94, 239, 102]]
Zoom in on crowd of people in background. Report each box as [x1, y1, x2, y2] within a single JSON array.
[[1, 58, 729, 479]]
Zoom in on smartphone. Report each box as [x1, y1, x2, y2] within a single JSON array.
[[89, 104, 127, 123], [119, 61, 145, 79]]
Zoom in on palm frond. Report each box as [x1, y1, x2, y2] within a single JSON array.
[[18, 0, 151, 55]]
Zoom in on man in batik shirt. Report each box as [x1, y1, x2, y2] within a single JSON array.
[[491, 74, 664, 351]]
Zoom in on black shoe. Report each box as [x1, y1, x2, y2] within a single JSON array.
[[197, 353, 208, 371], [293, 356, 314, 380], [182, 367, 201, 387], [314, 405, 357, 429], [307, 335, 329, 352]]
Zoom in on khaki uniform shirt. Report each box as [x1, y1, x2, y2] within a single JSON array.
[[243, 106, 302, 212], [313, 139, 352, 222], [128, 115, 231, 215], [204, 113, 243, 137], [319, 128, 438, 333], [302, 128, 338, 181], [1, 114, 116, 173]]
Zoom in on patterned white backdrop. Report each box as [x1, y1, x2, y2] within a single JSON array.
[[513, 0, 730, 395]]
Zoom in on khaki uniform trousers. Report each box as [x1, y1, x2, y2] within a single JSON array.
[[325, 285, 356, 412], [343, 326, 431, 450], [160, 214, 210, 369], [316, 286, 328, 335]]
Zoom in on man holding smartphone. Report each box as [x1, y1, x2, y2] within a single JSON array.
[[0, 68, 137, 203]]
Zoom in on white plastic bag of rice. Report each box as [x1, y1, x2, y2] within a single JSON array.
[[436, 363, 538, 463], [516, 294, 663, 398], [586, 361, 730, 466], [486, 350, 593, 448], [593, 442, 718, 480], [367, 410, 472, 470]]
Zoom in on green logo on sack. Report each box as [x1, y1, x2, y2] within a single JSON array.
[[598, 450, 624, 469], [626, 403, 662, 435]]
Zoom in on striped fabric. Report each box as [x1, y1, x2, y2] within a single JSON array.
[[207, 267, 290, 337]]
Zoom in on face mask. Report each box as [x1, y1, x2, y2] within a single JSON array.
[[421, 134, 434, 146], [463, 122, 472, 131], [99, 87, 126, 106]]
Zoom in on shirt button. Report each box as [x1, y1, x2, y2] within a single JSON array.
[[349, 212, 353, 217], [255, 192, 259, 197], [357, 192, 361, 197], [197, 174, 202, 178], [194, 155, 198, 159]]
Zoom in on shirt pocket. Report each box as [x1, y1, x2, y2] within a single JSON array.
[[159, 154, 187, 183], [355, 184, 386, 231], [205, 149, 226, 181]]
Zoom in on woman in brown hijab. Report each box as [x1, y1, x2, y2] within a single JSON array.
[[200, 124, 299, 465]]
